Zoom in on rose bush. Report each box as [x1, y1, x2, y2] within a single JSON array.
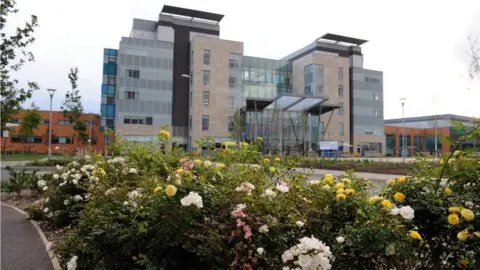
[[27, 122, 480, 269]]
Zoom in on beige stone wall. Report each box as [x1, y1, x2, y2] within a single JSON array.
[[189, 37, 243, 147], [291, 52, 351, 151], [353, 134, 386, 154]]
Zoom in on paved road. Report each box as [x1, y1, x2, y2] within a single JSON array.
[[1, 167, 53, 182], [1, 205, 53, 270]]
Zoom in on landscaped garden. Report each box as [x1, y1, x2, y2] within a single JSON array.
[[1, 120, 479, 269]]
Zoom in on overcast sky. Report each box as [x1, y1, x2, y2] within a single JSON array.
[[5, 0, 480, 119]]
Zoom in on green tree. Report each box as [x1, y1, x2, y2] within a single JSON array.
[[61, 67, 87, 148], [229, 110, 245, 144], [469, 36, 479, 80], [18, 103, 41, 152], [1, 0, 39, 144]]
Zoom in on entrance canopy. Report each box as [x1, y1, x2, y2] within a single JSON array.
[[245, 95, 339, 115]]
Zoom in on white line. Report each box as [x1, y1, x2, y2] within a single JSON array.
[[1, 203, 62, 270]]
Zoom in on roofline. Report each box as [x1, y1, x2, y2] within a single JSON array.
[[385, 114, 477, 123], [160, 5, 224, 23]]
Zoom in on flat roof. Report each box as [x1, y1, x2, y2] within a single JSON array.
[[161, 5, 224, 22], [319, 33, 368, 46], [245, 95, 338, 115], [385, 114, 476, 124]]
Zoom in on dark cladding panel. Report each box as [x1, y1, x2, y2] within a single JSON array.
[[169, 24, 219, 128]]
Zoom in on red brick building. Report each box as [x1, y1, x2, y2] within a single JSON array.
[[1, 110, 105, 154]]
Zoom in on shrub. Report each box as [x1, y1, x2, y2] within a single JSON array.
[[3, 167, 40, 195]]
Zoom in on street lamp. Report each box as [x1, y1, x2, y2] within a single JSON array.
[[400, 98, 406, 163], [432, 96, 438, 158], [47, 89, 56, 160]]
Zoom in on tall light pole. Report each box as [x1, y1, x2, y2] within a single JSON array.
[[433, 96, 438, 158], [400, 98, 406, 163], [47, 89, 56, 160]]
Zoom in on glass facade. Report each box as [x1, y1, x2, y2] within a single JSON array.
[[385, 133, 396, 155], [304, 64, 324, 96], [101, 48, 118, 132]]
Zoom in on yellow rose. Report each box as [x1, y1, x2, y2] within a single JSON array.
[[335, 183, 345, 190], [382, 199, 392, 209], [394, 192, 406, 203], [453, 150, 461, 157], [216, 163, 225, 169], [336, 188, 345, 194], [457, 230, 469, 241], [399, 176, 407, 183], [336, 194, 346, 200], [263, 158, 270, 164], [269, 167, 276, 173], [443, 188, 452, 195], [93, 167, 106, 177], [165, 185, 177, 197], [153, 186, 162, 193], [194, 159, 202, 165], [448, 214, 460, 225], [175, 168, 184, 174], [274, 157, 280, 162], [386, 179, 394, 185], [323, 177, 333, 185], [345, 189, 355, 195], [257, 137, 263, 142], [369, 196, 381, 203], [459, 259, 469, 266], [341, 178, 351, 184], [460, 208, 475, 221], [410, 231, 422, 241], [203, 160, 212, 167], [449, 206, 463, 213]]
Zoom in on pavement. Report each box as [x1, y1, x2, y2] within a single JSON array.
[[1, 205, 54, 270], [299, 168, 401, 182]]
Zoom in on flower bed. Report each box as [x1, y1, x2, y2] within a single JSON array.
[[25, 123, 480, 269]]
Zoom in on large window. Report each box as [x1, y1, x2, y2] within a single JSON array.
[[338, 67, 343, 80], [338, 85, 343, 98], [103, 84, 116, 95], [338, 122, 344, 136], [126, 69, 140, 78], [10, 136, 42, 143], [202, 115, 209, 131], [228, 96, 236, 109], [103, 63, 117, 76], [338, 103, 343, 116], [203, 70, 210, 86], [52, 136, 73, 144], [229, 76, 237, 88], [203, 49, 210, 65], [123, 116, 152, 125], [229, 53, 241, 68], [228, 116, 234, 132], [107, 104, 115, 117], [202, 91, 210, 107], [58, 120, 73, 125]]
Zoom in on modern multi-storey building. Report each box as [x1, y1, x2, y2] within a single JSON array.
[[101, 5, 384, 155]]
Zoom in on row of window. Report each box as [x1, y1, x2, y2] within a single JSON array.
[[10, 119, 96, 125], [103, 63, 117, 76], [200, 91, 238, 108], [123, 116, 153, 125], [124, 91, 139, 100], [117, 55, 173, 70], [101, 104, 116, 117], [101, 84, 116, 96], [365, 76, 381, 83], [120, 38, 174, 49], [119, 77, 173, 91], [104, 48, 118, 56], [10, 136, 97, 144]]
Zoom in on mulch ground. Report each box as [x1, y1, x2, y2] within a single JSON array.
[[296, 163, 414, 175]]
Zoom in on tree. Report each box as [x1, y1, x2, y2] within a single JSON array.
[[18, 103, 41, 152], [229, 110, 245, 144], [1, 0, 39, 137], [468, 36, 479, 81], [61, 67, 88, 148]]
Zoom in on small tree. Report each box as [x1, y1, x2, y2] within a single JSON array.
[[18, 103, 41, 152], [229, 110, 245, 144], [1, 0, 39, 148], [61, 67, 87, 149], [468, 36, 479, 81]]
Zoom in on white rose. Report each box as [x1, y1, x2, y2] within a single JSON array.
[[282, 250, 294, 263], [129, 168, 138, 174], [84, 155, 91, 160], [321, 185, 331, 190], [73, 195, 83, 202], [53, 174, 59, 180], [64, 200, 70, 205], [123, 201, 129, 206], [390, 208, 400, 216], [297, 254, 313, 268], [259, 224, 269, 234], [336, 236, 345, 243], [295, 221, 304, 228], [42, 186, 48, 191], [72, 179, 78, 185], [70, 168, 75, 173], [308, 180, 320, 185], [43, 207, 49, 213], [256, 247, 264, 255], [203, 160, 212, 167], [54, 146, 60, 150], [37, 180, 46, 188], [399, 206, 415, 220]]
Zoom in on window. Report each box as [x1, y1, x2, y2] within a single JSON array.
[[138, 117, 145, 125], [338, 85, 343, 98], [146, 117, 153, 125], [229, 53, 241, 68], [203, 70, 210, 86], [338, 103, 343, 116], [203, 49, 210, 65], [84, 120, 96, 126], [374, 109, 383, 117], [55, 137, 73, 144], [10, 136, 21, 143], [106, 119, 114, 127], [58, 120, 73, 125], [107, 96, 115, 104], [101, 104, 107, 117], [228, 116, 234, 132], [202, 115, 209, 131], [125, 91, 139, 100], [124, 117, 130, 124], [131, 117, 138, 125], [91, 137, 97, 145], [107, 104, 115, 117], [338, 67, 343, 80], [126, 69, 140, 78], [374, 93, 380, 100], [201, 91, 210, 107], [229, 76, 237, 88], [339, 122, 344, 136], [228, 96, 236, 109], [11, 118, 22, 123], [40, 119, 50, 124], [189, 115, 192, 130]]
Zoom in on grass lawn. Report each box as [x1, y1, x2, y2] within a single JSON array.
[[0, 154, 48, 161]]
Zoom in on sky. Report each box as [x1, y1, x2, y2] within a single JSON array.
[[5, 0, 480, 119]]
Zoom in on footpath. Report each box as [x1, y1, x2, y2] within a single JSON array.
[[296, 167, 401, 182], [1, 205, 55, 270]]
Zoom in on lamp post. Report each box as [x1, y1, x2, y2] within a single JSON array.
[[181, 74, 191, 151], [433, 96, 438, 158], [47, 89, 56, 160], [400, 98, 406, 163]]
